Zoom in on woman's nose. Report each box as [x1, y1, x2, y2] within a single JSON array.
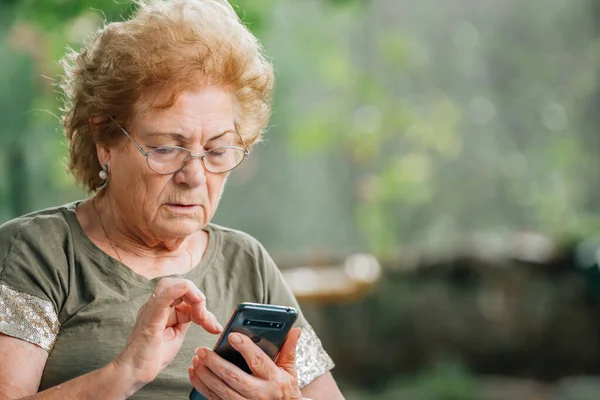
[[174, 156, 207, 187]]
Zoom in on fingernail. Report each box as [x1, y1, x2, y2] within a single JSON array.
[[195, 289, 206, 300], [229, 333, 243, 345], [192, 355, 200, 367], [197, 348, 207, 359], [213, 317, 223, 331]]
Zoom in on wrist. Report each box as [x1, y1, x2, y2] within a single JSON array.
[[109, 356, 147, 398]]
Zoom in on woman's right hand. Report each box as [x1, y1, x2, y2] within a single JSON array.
[[113, 278, 223, 388]]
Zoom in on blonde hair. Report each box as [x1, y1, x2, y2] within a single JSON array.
[[60, 0, 274, 191]]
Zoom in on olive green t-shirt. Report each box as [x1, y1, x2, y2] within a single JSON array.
[[0, 202, 334, 399]]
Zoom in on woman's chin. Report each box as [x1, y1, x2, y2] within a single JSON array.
[[154, 215, 206, 239]]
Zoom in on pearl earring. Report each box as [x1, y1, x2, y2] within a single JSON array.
[[99, 165, 108, 180]]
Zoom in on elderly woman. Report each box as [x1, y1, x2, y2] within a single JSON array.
[[0, 1, 344, 399]]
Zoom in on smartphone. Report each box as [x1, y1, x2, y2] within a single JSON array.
[[189, 302, 298, 400]]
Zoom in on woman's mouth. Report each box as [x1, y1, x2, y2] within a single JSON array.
[[165, 203, 201, 214]]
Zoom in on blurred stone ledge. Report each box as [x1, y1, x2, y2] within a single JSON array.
[[280, 253, 382, 302], [475, 376, 600, 400], [278, 231, 600, 389]]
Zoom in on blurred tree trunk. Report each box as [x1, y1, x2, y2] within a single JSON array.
[[7, 141, 30, 217], [583, 0, 600, 210], [0, 17, 34, 218]]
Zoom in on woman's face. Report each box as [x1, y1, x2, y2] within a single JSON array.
[[101, 85, 237, 241]]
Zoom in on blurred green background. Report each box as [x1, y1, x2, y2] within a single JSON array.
[[3, 0, 600, 399]]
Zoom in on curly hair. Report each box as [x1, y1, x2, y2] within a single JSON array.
[[59, 0, 275, 192]]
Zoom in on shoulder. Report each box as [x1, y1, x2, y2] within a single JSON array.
[[0, 202, 78, 235], [0, 203, 78, 253], [0, 202, 81, 278], [205, 223, 280, 291], [206, 223, 269, 258]]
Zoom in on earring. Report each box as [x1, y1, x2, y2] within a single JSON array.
[[99, 164, 108, 180]]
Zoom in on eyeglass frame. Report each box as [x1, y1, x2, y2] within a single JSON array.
[[114, 122, 250, 175]]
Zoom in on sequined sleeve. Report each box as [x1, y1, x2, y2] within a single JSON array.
[[295, 325, 335, 388], [0, 284, 60, 352]]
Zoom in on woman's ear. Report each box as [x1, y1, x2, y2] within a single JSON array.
[[90, 116, 111, 168], [96, 143, 111, 168]]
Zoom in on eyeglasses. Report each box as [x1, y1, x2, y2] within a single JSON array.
[[115, 123, 249, 175]]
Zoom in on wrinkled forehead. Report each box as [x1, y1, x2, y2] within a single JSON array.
[[132, 85, 237, 139]]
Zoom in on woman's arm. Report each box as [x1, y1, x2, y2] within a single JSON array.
[[301, 372, 344, 400], [0, 278, 222, 400], [0, 334, 139, 400], [0, 334, 47, 398]]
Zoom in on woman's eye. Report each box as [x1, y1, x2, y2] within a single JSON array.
[[208, 148, 226, 156], [153, 147, 178, 156]]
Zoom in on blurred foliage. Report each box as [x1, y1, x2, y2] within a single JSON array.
[[345, 361, 478, 400], [3, 0, 600, 257]]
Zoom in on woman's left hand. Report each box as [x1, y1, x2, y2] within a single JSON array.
[[188, 327, 303, 400]]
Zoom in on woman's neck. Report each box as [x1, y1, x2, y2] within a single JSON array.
[[78, 193, 208, 279]]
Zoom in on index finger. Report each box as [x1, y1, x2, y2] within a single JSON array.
[[152, 279, 204, 307], [151, 279, 222, 334]]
